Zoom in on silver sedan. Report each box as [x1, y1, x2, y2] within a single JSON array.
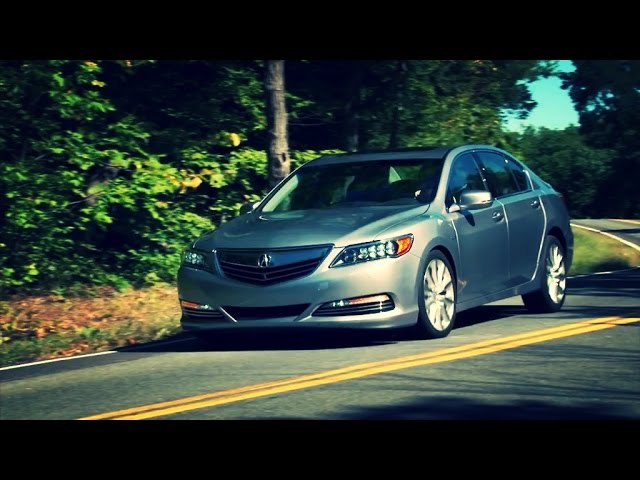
[[178, 145, 572, 339]]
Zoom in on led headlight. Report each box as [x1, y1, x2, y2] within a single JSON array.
[[330, 234, 414, 267], [182, 250, 208, 268]]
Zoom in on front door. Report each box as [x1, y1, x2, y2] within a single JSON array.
[[446, 153, 510, 303]]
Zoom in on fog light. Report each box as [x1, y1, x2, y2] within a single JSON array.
[[328, 294, 391, 308], [314, 293, 395, 317], [180, 300, 215, 310]]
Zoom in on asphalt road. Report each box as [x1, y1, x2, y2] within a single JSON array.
[[571, 218, 640, 248], [2, 266, 639, 420]]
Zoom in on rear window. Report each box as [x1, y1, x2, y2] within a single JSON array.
[[505, 157, 531, 192], [475, 151, 520, 198]]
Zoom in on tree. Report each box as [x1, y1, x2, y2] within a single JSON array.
[[562, 60, 640, 217], [0, 60, 268, 294], [358, 60, 548, 149], [265, 60, 290, 188], [285, 60, 550, 151], [516, 127, 612, 218], [0, 59, 555, 295]]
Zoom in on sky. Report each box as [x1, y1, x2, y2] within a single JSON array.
[[504, 60, 579, 132]]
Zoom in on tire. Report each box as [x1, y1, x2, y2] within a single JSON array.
[[414, 250, 457, 339], [522, 235, 567, 313]]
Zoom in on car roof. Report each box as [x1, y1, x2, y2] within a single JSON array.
[[307, 146, 457, 166]]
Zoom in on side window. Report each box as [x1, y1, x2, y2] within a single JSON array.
[[505, 157, 530, 192], [447, 153, 486, 205], [475, 151, 519, 198]]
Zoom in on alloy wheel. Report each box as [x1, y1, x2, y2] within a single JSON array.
[[423, 258, 455, 331], [546, 243, 566, 304]]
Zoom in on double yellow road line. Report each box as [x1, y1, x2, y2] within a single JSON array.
[[81, 314, 638, 420]]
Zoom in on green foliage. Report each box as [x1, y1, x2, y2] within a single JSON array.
[[0, 61, 227, 294], [561, 61, 640, 217], [0, 60, 340, 296], [285, 60, 548, 150], [3, 59, 619, 297], [515, 127, 613, 217], [362, 60, 545, 148]]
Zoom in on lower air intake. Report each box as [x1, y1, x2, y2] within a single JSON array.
[[313, 299, 395, 317], [182, 307, 226, 322], [222, 304, 310, 321]]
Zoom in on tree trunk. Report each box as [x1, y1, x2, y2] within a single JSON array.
[[265, 60, 290, 188], [388, 105, 400, 149], [388, 61, 407, 149], [343, 64, 363, 152]]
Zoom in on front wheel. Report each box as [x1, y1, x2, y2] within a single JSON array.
[[414, 250, 457, 339], [522, 235, 567, 313]]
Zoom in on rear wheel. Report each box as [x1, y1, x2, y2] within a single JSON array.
[[415, 250, 457, 339], [522, 235, 566, 313]]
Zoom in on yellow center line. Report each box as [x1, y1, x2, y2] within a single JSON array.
[[80, 315, 639, 420]]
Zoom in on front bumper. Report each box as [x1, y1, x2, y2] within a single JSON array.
[[177, 248, 422, 331]]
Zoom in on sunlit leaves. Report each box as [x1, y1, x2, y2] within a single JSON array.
[[179, 176, 203, 193], [229, 132, 241, 146]]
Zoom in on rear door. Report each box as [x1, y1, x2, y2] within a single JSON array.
[[474, 151, 546, 287]]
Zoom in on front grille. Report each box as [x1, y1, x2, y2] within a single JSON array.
[[217, 246, 330, 285], [182, 307, 226, 322], [313, 299, 395, 317], [222, 304, 310, 321]]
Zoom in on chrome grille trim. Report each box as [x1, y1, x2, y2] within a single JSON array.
[[217, 246, 331, 285]]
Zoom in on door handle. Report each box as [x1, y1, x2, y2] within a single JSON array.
[[492, 211, 503, 222], [530, 199, 540, 209]]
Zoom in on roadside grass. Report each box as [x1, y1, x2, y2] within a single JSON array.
[[570, 226, 640, 275], [1, 226, 638, 368], [0, 285, 181, 367]]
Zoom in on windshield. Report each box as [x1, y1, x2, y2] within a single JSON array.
[[261, 158, 445, 212]]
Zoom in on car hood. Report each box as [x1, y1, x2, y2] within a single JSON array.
[[193, 205, 429, 250]]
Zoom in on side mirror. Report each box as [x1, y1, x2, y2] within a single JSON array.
[[239, 201, 259, 215], [454, 190, 493, 211]]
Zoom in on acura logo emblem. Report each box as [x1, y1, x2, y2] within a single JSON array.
[[257, 254, 272, 268]]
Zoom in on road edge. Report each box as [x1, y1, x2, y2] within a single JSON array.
[[571, 222, 640, 252]]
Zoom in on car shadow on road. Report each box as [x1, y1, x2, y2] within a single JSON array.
[[312, 395, 638, 419], [454, 305, 528, 329], [122, 268, 639, 354], [122, 305, 638, 355], [567, 268, 640, 298], [119, 328, 404, 354], [119, 304, 534, 354]]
